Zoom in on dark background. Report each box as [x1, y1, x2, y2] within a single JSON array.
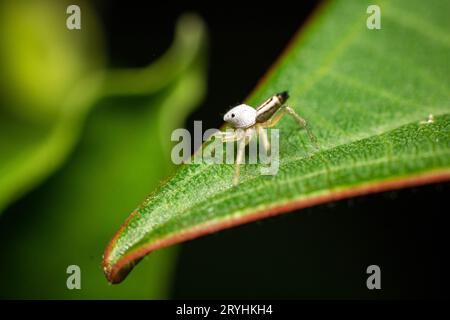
[[87, 1, 449, 298]]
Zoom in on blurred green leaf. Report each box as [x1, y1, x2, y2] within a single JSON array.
[[0, 0, 206, 216], [104, 0, 450, 283], [0, 0, 105, 213], [0, 12, 208, 298], [0, 0, 104, 122]]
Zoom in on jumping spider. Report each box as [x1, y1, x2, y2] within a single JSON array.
[[210, 91, 318, 185]]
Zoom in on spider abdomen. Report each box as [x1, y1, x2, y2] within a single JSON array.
[[255, 91, 289, 123]]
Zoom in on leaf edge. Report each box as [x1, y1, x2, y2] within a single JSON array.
[[104, 168, 450, 283]]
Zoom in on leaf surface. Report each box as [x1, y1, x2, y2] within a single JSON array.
[[104, 0, 450, 283]]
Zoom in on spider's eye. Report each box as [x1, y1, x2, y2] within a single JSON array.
[[231, 113, 235, 118]]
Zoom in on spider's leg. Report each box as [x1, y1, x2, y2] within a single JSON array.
[[233, 130, 249, 186], [257, 125, 271, 154], [209, 129, 243, 142], [285, 106, 319, 149], [244, 128, 256, 146]]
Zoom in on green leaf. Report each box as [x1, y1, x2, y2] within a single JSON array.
[[104, 0, 450, 283], [0, 0, 105, 213], [0, 2, 205, 214], [0, 13, 208, 298]]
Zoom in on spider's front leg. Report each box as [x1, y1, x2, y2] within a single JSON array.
[[233, 128, 255, 186], [233, 136, 246, 186], [208, 129, 244, 142], [208, 128, 251, 185]]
